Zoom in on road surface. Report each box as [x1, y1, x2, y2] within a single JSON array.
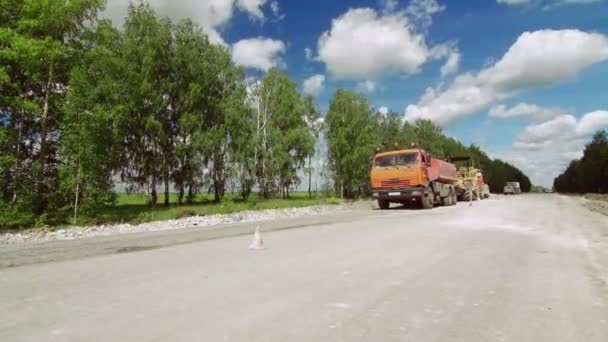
[[1, 194, 608, 341]]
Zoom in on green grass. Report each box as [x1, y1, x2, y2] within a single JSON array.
[[1, 192, 342, 231]]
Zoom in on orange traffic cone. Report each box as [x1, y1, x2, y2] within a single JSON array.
[[249, 226, 266, 250]]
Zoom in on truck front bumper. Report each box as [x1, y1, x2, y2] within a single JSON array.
[[371, 187, 425, 201]]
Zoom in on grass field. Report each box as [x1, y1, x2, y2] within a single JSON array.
[[1, 192, 341, 231]]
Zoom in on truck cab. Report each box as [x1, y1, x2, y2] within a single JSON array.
[[370, 148, 457, 210]]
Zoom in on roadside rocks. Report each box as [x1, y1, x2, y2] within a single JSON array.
[[0, 204, 350, 245]]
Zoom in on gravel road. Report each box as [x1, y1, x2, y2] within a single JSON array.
[[1, 194, 607, 341]]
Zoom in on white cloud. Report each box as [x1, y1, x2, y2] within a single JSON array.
[[103, 0, 268, 46], [269, 1, 285, 20], [489, 103, 564, 121], [498, 0, 602, 8], [231, 37, 286, 71], [543, 1, 603, 11], [503, 110, 608, 185], [316, 8, 436, 80], [357, 80, 377, 93], [236, 0, 267, 21], [440, 50, 460, 77], [576, 110, 608, 136], [302, 74, 326, 96], [405, 0, 445, 31], [378, 106, 390, 116], [515, 110, 608, 149], [304, 47, 313, 61], [497, 0, 532, 5], [270, 1, 279, 15], [556, 0, 601, 3], [382, 0, 400, 13], [493, 144, 584, 187], [515, 114, 578, 148], [405, 29, 608, 125]]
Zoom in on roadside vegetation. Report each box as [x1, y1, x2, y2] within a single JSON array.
[[2, 192, 341, 231], [1, 0, 530, 230], [553, 130, 608, 194]]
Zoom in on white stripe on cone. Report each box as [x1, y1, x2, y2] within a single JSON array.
[[249, 226, 266, 250]]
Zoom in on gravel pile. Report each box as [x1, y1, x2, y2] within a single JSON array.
[[0, 204, 351, 245]]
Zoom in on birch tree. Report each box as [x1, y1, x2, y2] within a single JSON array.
[[0, 0, 104, 215], [117, 2, 173, 206]]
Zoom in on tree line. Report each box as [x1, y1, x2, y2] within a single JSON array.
[[0, 0, 531, 226], [553, 130, 608, 193], [326, 97, 532, 197]]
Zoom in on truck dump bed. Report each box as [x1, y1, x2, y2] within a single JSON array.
[[428, 157, 457, 184]]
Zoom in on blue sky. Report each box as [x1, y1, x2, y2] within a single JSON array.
[[105, 0, 608, 186]]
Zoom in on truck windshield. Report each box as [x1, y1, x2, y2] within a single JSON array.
[[374, 153, 419, 167]]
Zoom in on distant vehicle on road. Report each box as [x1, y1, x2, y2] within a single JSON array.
[[504, 184, 515, 195], [506, 181, 522, 194]]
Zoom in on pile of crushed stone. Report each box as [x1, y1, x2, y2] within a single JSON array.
[[1, 203, 351, 245]]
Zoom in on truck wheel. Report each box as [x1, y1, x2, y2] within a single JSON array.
[[378, 199, 389, 210], [442, 192, 454, 207], [442, 195, 449, 207], [421, 191, 434, 210]]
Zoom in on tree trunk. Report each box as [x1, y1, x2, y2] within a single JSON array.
[[214, 182, 221, 203], [163, 171, 170, 207], [177, 184, 184, 205], [212, 152, 224, 203], [73, 107, 83, 225], [149, 177, 158, 206], [308, 155, 312, 199], [261, 88, 269, 199], [151, 188, 158, 205], [186, 183, 194, 205], [213, 167, 221, 203], [73, 152, 81, 225], [11, 115, 23, 204], [34, 62, 54, 215]]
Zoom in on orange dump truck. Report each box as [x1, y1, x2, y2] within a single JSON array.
[[370, 148, 458, 209]]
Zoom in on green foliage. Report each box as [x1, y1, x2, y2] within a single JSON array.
[[0, 192, 341, 230], [375, 111, 415, 150], [176, 208, 197, 219], [252, 69, 316, 199], [554, 130, 608, 193], [117, 2, 174, 206], [412, 119, 445, 157], [326, 89, 377, 198], [0, 0, 105, 215]]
